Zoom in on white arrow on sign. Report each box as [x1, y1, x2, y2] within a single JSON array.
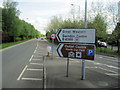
[[56, 28, 96, 43], [57, 43, 64, 57]]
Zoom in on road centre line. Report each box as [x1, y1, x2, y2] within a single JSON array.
[[27, 68, 43, 71], [21, 77, 42, 81], [98, 67, 117, 74], [30, 63, 43, 65], [29, 55, 34, 62], [17, 65, 28, 80]]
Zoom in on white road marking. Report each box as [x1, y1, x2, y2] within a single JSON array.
[[105, 73, 119, 76], [17, 65, 28, 80], [34, 56, 43, 58], [34, 50, 36, 54], [98, 57, 119, 62], [93, 62, 120, 70], [29, 55, 34, 62], [98, 55, 118, 60], [21, 77, 42, 81], [98, 67, 117, 73], [85, 67, 98, 69], [27, 68, 43, 71], [30, 63, 43, 65], [32, 59, 42, 61]]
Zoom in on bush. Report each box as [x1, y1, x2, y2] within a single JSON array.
[[15, 37, 21, 41]]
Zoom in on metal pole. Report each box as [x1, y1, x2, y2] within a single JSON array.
[[66, 58, 69, 77], [84, 0, 87, 28], [52, 39, 54, 58], [81, 0, 87, 80]]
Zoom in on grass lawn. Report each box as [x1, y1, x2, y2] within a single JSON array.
[[96, 47, 118, 55], [0, 39, 33, 49]]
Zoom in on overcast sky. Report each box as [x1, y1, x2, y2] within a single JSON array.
[[0, 0, 119, 34]]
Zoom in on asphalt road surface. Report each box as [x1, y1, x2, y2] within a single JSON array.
[[2, 39, 120, 89]]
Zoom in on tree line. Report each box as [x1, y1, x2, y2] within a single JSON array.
[[1, 0, 41, 43]]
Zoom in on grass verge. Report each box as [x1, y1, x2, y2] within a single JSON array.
[[0, 39, 33, 49], [96, 47, 118, 55]]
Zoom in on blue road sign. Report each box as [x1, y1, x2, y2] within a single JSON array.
[[87, 49, 93, 56]]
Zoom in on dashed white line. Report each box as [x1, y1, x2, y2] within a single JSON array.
[[105, 73, 119, 76], [98, 56, 119, 62], [27, 68, 43, 71], [85, 67, 98, 69], [30, 63, 43, 65], [29, 55, 34, 62], [32, 59, 42, 61], [93, 62, 120, 70], [34, 56, 43, 58], [17, 65, 28, 80], [98, 67, 117, 73], [21, 77, 42, 81], [34, 50, 37, 54]]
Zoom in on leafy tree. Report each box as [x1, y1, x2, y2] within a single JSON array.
[[92, 14, 107, 41]]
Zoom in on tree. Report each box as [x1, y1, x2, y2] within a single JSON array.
[[92, 14, 107, 41], [2, 0, 20, 41]]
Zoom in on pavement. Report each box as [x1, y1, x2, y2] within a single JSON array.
[[1, 39, 120, 89]]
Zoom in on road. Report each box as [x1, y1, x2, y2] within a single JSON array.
[[2, 39, 120, 89]]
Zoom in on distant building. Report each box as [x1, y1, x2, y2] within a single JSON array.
[[118, 1, 120, 22]]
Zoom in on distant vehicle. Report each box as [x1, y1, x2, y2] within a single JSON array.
[[97, 40, 107, 48], [41, 37, 44, 40]]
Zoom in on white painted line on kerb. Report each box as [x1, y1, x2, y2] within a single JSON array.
[[21, 77, 42, 81], [17, 65, 28, 80], [98, 67, 117, 74], [29, 55, 34, 62], [30, 63, 43, 65], [27, 68, 43, 71]]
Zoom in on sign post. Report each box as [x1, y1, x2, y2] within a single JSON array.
[[81, 0, 87, 80], [66, 58, 69, 77], [50, 33, 56, 58]]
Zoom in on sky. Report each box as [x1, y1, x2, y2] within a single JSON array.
[[0, 0, 120, 34]]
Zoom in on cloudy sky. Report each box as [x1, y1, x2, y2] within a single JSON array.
[[0, 0, 119, 34]]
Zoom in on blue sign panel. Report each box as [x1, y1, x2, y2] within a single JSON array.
[[87, 49, 94, 56]]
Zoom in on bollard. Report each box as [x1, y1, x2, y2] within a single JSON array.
[[48, 52, 50, 56]]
